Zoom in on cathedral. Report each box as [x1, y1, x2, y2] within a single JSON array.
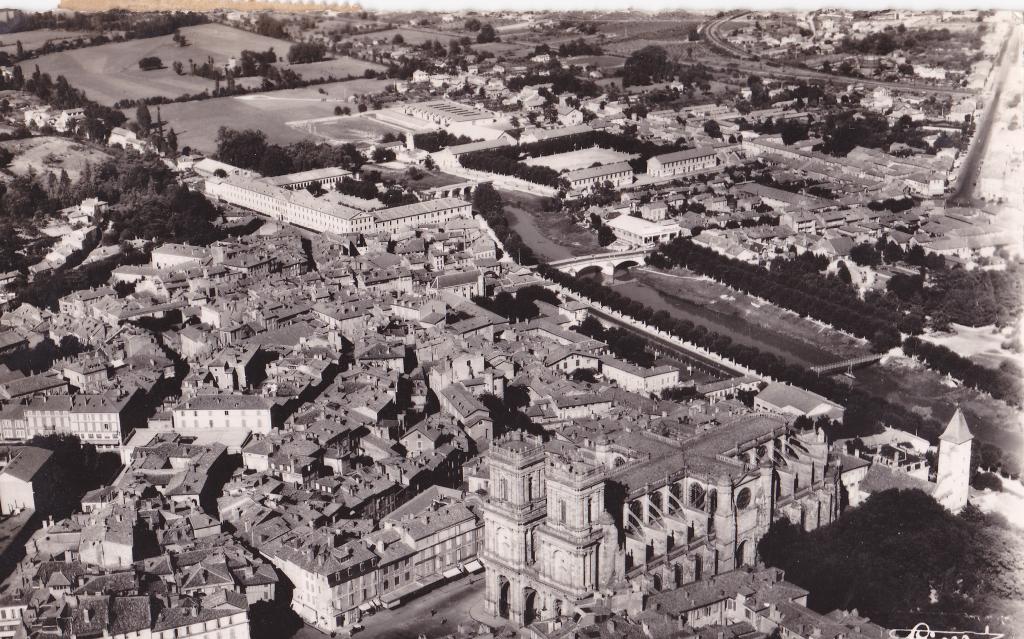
[[480, 413, 841, 625]]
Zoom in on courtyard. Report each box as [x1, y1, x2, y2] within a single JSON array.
[[523, 147, 636, 172]]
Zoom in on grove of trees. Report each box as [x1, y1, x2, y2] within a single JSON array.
[[215, 127, 366, 177], [759, 489, 1022, 633]]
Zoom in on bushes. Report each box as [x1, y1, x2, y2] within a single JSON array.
[[903, 337, 1022, 406]]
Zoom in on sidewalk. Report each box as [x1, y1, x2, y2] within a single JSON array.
[[468, 600, 511, 631]]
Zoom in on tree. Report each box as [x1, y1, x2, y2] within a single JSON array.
[[0, 147, 13, 169], [780, 120, 809, 145], [758, 489, 1023, 633], [172, 60, 184, 75], [392, 33, 405, 45], [371, 147, 396, 163], [622, 45, 673, 86], [836, 261, 852, 285], [476, 23, 496, 44], [849, 242, 881, 267], [703, 119, 722, 139], [464, 17, 481, 31], [135, 103, 152, 133], [598, 225, 615, 246], [137, 56, 162, 71], [165, 128, 178, 154]]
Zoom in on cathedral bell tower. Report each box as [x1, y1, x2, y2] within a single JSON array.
[[935, 407, 973, 513]]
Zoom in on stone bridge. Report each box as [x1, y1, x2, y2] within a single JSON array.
[[544, 248, 654, 280], [420, 180, 485, 200]]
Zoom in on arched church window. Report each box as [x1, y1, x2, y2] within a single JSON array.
[[689, 483, 706, 510]]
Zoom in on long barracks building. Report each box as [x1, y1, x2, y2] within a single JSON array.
[[205, 173, 471, 236]]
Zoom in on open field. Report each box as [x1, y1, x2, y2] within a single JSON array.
[[0, 29, 98, 54], [32, 23, 293, 105], [472, 41, 530, 57], [563, 54, 627, 70], [371, 166, 467, 191], [0, 136, 112, 182], [624, 267, 869, 367], [366, 28, 454, 46], [305, 114, 404, 144], [139, 78, 394, 154], [922, 323, 1020, 370], [523, 147, 635, 172], [283, 56, 387, 81]]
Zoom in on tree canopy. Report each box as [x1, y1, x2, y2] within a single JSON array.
[[758, 489, 1023, 633]]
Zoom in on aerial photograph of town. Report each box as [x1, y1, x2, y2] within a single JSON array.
[[0, 3, 1019, 639]]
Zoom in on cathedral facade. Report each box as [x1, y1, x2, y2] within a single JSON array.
[[480, 414, 841, 626]]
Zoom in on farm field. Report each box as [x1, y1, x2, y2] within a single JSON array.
[[366, 28, 455, 46], [149, 78, 394, 153], [32, 23, 292, 105], [306, 114, 404, 144], [282, 56, 387, 81], [523, 147, 635, 172], [0, 136, 112, 182], [0, 29, 98, 54]]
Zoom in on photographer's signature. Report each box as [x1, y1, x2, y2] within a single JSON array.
[[890, 623, 1006, 639]]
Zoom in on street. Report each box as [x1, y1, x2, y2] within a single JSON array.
[[289, 576, 489, 639]]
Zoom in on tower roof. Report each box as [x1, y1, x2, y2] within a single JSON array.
[[940, 407, 973, 445]]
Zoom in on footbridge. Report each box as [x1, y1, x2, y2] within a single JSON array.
[[809, 354, 883, 375], [545, 248, 654, 280]]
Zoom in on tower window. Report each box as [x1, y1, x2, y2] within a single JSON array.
[[559, 500, 566, 524]]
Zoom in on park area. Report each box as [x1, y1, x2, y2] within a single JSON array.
[[624, 266, 870, 368], [0, 136, 111, 182], [523, 147, 636, 172], [138, 78, 394, 154], [32, 23, 291, 105]]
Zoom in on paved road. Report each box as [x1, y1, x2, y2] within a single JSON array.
[[289, 576, 486, 639], [947, 25, 1020, 206]]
